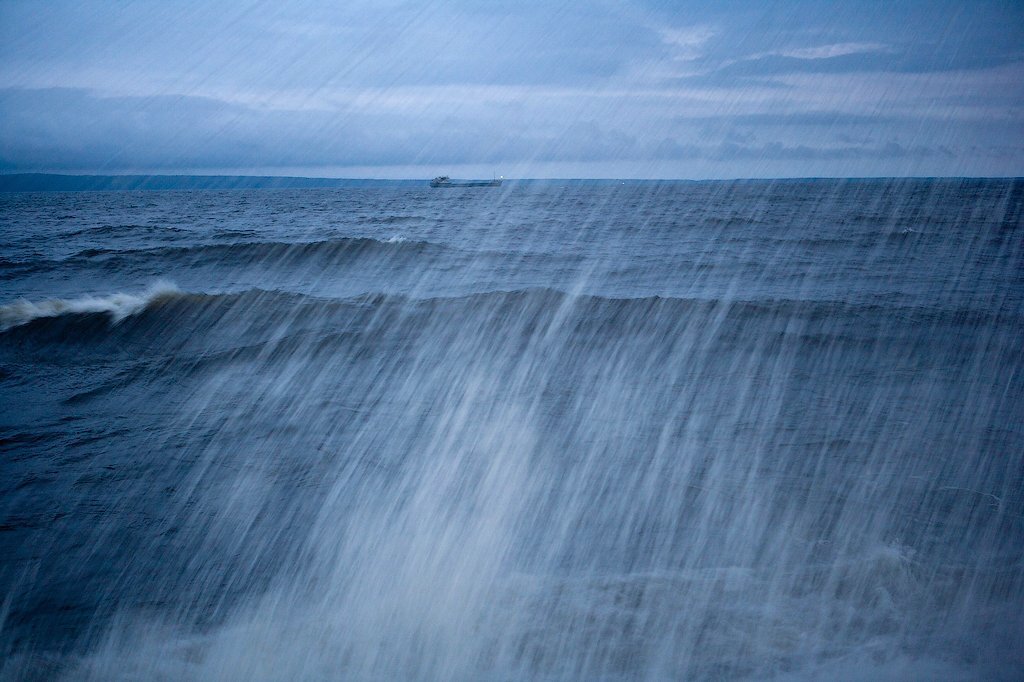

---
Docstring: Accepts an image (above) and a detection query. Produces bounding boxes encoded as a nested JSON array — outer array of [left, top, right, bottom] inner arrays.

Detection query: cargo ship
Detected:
[[430, 175, 502, 188]]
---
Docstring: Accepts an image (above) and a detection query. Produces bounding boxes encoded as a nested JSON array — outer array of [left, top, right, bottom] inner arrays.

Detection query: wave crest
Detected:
[[0, 281, 181, 332]]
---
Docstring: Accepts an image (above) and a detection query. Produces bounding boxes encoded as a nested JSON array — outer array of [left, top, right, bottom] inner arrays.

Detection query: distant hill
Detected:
[[0, 174, 424, 191], [4, 174, 998, 192]]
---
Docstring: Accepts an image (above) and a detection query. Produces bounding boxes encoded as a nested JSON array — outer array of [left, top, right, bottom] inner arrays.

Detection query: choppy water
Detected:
[[1, 180, 1022, 680]]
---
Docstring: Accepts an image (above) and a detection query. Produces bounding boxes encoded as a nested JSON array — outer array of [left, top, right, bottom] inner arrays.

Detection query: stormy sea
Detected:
[[1, 179, 1022, 681]]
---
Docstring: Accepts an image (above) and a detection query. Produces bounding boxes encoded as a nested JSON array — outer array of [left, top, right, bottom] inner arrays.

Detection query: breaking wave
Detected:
[[3, 284, 1018, 353], [0, 281, 182, 332]]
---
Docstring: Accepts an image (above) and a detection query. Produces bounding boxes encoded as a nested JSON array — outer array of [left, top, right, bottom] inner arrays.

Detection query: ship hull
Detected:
[[430, 179, 502, 188]]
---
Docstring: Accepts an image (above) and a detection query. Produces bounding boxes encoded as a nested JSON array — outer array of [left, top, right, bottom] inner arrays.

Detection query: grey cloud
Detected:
[[645, 140, 959, 162], [0, 87, 1008, 173], [711, 141, 956, 161], [1, 0, 1022, 177]]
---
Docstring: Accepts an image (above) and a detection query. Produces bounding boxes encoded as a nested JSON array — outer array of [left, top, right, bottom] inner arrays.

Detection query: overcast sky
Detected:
[[1, 0, 1022, 178]]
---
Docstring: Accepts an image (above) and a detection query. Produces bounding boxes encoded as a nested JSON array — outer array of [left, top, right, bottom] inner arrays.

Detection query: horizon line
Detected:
[[2, 172, 1022, 182]]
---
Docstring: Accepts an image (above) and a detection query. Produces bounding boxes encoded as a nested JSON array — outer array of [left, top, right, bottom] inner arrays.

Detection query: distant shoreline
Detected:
[[0, 174, 423, 192], [0, 173, 1019, 192]]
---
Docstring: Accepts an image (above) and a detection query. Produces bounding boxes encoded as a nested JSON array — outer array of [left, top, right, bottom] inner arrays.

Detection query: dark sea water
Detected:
[[1, 180, 1022, 680]]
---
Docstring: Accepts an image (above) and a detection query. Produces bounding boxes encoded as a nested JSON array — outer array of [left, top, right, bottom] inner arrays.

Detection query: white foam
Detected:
[[0, 281, 180, 332]]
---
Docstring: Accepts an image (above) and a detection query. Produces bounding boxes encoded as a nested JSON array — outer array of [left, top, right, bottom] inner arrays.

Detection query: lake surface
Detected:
[[1, 180, 1022, 680]]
